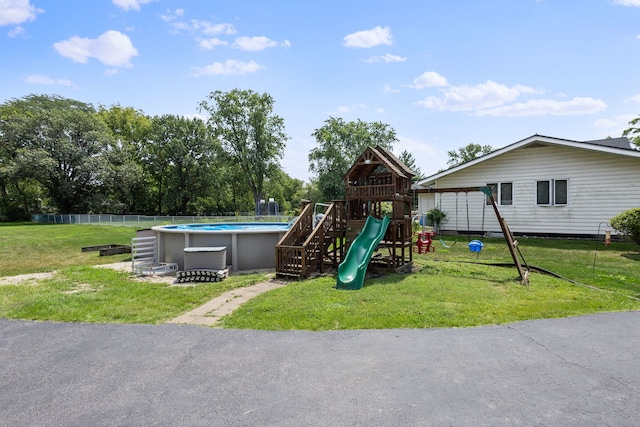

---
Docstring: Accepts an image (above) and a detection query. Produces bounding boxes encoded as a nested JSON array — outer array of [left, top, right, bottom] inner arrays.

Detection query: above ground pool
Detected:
[[151, 222, 290, 271]]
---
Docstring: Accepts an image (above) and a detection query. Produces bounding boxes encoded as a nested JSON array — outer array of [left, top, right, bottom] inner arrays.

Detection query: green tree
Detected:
[[97, 105, 153, 213], [610, 208, 640, 246], [447, 143, 494, 168], [144, 115, 220, 215], [199, 89, 288, 214], [0, 94, 113, 214], [308, 117, 397, 201], [262, 169, 305, 214], [622, 115, 640, 150], [0, 98, 52, 219], [398, 150, 425, 183]]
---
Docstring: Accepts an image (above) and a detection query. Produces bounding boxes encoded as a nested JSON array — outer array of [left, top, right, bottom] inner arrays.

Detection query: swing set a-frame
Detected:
[[415, 185, 530, 286]]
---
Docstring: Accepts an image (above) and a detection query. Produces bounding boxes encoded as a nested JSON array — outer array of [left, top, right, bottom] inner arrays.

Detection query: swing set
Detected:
[[415, 186, 530, 285], [439, 190, 485, 249]]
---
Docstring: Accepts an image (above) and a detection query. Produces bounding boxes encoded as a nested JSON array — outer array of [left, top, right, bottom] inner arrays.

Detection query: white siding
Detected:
[[417, 145, 640, 236]]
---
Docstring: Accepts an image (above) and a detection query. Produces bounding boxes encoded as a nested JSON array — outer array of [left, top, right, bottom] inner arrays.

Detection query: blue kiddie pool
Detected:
[[468, 240, 484, 253]]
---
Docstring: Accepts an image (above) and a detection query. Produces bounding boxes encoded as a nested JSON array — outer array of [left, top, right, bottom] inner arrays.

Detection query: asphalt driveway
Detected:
[[1, 312, 639, 426]]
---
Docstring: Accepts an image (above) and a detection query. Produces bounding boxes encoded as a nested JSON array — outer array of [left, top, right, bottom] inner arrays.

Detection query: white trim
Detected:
[[414, 134, 640, 188]]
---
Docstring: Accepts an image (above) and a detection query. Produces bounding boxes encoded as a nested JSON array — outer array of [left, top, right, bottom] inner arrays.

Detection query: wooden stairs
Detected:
[[275, 200, 346, 279]]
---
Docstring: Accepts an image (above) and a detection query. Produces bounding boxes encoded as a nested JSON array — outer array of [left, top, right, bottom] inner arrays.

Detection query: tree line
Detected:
[[3, 89, 637, 223], [0, 90, 425, 221]]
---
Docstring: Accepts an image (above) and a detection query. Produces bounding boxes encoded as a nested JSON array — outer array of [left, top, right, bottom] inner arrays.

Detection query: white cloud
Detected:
[[476, 97, 607, 117], [593, 114, 635, 129], [53, 30, 138, 67], [112, 0, 154, 11], [8, 25, 24, 37], [625, 93, 640, 103], [331, 103, 374, 115], [396, 135, 438, 158], [232, 36, 276, 50], [383, 84, 400, 93], [613, 0, 640, 6], [411, 71, 448, 89], [231, 36, 289, 51], [169, 19, 236, 35], [191, 59, 263, 76], [416, 80, 538, 112], [0, 0, 43, 26], [25, 74, 72, 86], [343, 26, 392, 48], [198, 38, 227, 50], [160, 8, 183, 22], [365, 53, 407, 64]]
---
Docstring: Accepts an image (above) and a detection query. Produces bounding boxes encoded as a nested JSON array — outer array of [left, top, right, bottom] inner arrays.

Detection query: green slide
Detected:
[[336, 215, 391, 290]]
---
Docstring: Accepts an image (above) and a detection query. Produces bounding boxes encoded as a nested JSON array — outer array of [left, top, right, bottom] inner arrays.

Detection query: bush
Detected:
[[426, 207, 448, 233], [610, 208, 640, 246]]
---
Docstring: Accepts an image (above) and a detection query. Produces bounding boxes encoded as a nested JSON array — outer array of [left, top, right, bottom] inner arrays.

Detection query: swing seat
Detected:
[[414, 231, 435, 253], [468, 240, 484, 253], [439, 238, 458, 249]]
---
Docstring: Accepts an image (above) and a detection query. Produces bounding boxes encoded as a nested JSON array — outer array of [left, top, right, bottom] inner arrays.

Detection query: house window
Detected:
[[486, 182, 513, 206], [537, 179, 568, 205], [486, 183, 498, 205], [555, 180, 568, 205], [500, 183, 513, 205]]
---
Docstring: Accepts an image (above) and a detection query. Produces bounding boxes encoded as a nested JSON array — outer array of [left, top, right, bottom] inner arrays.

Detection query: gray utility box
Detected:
[[183, 246, 227, 270]]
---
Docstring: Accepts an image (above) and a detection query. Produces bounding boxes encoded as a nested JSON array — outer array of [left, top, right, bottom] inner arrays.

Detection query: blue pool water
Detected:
[[164, 223, 290, 232]]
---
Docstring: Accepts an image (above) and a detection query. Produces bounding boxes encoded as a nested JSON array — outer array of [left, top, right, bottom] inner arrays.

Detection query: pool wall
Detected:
[[152, 223, 288, 271]]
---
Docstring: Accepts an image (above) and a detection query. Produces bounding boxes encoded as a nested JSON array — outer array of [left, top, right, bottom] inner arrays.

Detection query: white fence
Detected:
[[31, 213, 295, 228]]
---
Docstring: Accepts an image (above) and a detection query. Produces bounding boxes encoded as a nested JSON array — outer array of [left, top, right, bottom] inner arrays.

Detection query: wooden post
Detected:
[[481, 187, 529, 286]]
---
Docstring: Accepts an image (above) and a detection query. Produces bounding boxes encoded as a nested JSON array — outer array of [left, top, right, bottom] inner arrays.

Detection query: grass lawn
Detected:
[[0, 223, 136, 276], [223, 235, 640, 330], [0, 224, 638, 328]]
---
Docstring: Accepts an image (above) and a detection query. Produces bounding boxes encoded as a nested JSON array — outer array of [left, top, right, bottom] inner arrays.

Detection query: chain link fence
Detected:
[[31, 213, 295, 228]]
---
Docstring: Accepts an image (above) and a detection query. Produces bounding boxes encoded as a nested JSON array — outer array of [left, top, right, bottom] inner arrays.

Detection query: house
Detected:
[[413, 134, 640, 238]]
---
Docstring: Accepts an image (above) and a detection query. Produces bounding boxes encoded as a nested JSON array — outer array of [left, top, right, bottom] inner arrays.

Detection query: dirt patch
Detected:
[[0, 272, 56, 286]]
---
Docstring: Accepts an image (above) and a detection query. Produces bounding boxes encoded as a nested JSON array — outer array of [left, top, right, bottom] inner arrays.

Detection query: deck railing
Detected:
[[346, 184, 395, 199], [275, 201, 346, 279]]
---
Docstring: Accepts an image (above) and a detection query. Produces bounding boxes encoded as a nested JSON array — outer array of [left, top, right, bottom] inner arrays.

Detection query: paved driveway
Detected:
[[1, 312, 639, 426]]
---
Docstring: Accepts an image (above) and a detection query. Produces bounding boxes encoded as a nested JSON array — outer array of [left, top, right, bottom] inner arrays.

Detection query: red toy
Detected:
[[414, 230, 435, 254]]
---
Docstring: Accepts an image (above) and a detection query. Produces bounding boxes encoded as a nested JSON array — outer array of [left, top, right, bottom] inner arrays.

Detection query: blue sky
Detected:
[[1, 0, 640, 182]]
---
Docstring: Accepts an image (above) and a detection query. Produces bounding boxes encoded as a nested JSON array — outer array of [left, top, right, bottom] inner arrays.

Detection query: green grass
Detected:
[[222, 236, 640, 330], [0, 224, 638, 328], [0, 266, 270, 324], [0, 223, 136, 276], [221, 258, 639, 330]]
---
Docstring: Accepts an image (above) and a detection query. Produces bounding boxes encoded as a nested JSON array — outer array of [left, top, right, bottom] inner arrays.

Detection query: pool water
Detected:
[[171, 223, 290, 232]]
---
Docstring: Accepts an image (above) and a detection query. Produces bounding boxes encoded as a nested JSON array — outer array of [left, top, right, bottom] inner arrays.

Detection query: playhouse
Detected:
[[275, 145, 415, 281]]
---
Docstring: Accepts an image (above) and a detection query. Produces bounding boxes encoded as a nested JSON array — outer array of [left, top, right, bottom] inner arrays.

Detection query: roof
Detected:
[[582, 137, 634, 150], [414, 134, 640, 188], [343, 146, 411, 181], [374, 145, 416, 178]]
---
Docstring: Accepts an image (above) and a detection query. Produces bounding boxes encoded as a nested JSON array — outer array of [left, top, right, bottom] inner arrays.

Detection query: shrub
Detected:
[[610, 208, 640, 246], [426, 207, 448, 233]]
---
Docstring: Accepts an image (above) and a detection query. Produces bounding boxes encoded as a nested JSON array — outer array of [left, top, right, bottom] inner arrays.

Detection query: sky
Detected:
[[1, 0, 640, 183]]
